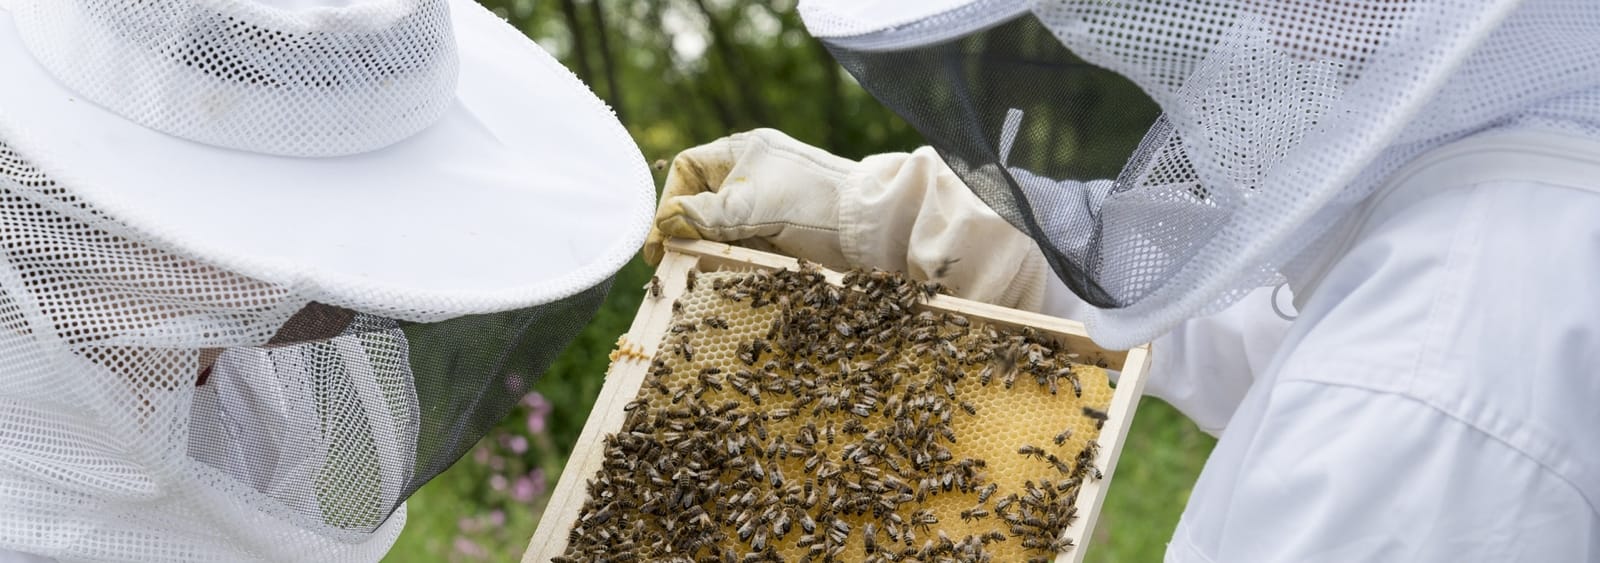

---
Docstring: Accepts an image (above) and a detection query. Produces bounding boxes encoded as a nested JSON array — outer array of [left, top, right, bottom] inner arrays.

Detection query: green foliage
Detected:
[[478, 0, 926, 160], [1090, 399, 1216, 562], [385, 2, 1215, 561]]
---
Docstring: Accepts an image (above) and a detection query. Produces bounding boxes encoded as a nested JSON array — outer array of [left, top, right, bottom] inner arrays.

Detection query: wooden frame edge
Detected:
[[1057, 344, 1151, 563], [523, 250, 702, 562]]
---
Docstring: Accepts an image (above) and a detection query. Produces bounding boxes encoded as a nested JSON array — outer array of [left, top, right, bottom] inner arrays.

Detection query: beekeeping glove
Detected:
[[646, 128, 854, 269], [647, 128, 1051, 311]]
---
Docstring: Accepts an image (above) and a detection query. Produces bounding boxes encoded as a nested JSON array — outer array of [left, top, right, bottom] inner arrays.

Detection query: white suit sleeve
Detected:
[[841, 147, 1289, 433], [1045, 279, 1290, 435]]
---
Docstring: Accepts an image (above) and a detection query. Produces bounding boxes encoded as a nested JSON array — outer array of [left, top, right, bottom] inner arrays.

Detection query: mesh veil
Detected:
[[0, 141, 611, 560], [805, 0, 1600, 347]]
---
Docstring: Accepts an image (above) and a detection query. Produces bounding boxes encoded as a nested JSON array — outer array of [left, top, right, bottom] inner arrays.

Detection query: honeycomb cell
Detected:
[[564, 268, 1115, 563]]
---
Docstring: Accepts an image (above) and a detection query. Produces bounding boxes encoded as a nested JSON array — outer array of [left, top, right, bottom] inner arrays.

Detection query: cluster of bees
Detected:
[[559, 262, 1113, 563]]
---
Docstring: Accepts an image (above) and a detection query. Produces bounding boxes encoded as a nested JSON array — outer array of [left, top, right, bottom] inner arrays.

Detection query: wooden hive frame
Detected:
[[524, 239, 1151, 563]]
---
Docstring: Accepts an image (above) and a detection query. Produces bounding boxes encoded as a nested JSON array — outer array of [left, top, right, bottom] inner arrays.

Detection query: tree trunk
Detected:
[[654, 3, 735, 133], [586, 1, 627, 124], [691, 0, 770, 125], [558, 0, 595, 83]]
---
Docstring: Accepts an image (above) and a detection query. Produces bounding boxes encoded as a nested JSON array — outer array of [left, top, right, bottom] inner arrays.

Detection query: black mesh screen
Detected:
[[186, 280, 611, 533], [823, 13, 1165, 308]]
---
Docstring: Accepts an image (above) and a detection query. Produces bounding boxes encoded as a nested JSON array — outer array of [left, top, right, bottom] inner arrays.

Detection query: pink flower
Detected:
[[522, 391, 553, 434], [453, 536, 487, 559], [488, 455, 506, 471], [457, 516, 478, 533], [508, 435, 529, 454], [511, 475, 537, 503], [488, 510, 506, 527], [525, 411, 546, 435], [489, 474, 508, 492], [521, 391, 550, 411], [472, 447, 490, 465], [529, 468, 548, 498]]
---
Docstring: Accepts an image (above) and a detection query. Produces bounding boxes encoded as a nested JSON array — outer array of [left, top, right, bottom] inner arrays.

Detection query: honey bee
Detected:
[[959, 507, 989, 522], [672, 335, 694, 362], [646, 276, 663, 299], [994, 494, 1017, 514], [1082, 406, 1109, 429], [976, 483, 998, 503], [1045, 454, 1074, 475], [1052, 535, 1077, 552]]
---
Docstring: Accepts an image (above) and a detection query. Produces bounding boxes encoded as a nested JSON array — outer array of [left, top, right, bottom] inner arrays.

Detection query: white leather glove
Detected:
[[645, 128, 1051, 311], [645, 128, 854, 269]]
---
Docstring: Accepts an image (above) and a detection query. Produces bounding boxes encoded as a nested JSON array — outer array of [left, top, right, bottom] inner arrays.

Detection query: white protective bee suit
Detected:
[[0, 0, 654, 560], [646, 0, 1600, 559]]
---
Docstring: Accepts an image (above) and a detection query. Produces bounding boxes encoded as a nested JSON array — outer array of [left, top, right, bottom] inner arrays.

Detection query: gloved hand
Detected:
[[644, 128, 854, 269], [645, 128, 1052, 312]]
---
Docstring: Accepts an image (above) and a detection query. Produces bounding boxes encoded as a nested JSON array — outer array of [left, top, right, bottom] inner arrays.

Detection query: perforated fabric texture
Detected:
[[803, 0, 1600, 348], [0, 139, 612, 561], [10, 0, 458, 157]]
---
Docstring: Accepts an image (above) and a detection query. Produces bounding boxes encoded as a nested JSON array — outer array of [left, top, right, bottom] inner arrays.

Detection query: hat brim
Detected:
[[0, 0, 653, 321]]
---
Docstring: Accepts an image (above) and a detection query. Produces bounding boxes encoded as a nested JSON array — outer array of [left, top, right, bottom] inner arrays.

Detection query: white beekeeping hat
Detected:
[[801, 0, 1600, 348], [0, 0, 652, 560]]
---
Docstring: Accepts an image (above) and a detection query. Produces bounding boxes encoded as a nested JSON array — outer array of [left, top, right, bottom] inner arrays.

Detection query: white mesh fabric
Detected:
[[0, 141, 414, 561], [10, 0, 457, 157], [799, 0, 1019, 40], [803, 0, 1600, 348]]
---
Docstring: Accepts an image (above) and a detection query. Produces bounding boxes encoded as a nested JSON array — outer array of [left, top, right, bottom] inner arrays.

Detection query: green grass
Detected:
[[384, 256, 1216, 563], [1087, 398, 1216, 562]]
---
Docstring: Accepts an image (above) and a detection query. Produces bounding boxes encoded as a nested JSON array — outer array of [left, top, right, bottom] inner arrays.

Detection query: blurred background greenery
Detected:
[[384, 1, 1217, 561]]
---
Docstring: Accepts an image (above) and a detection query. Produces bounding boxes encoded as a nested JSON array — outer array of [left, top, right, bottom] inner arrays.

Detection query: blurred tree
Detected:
[[477, 0, 925, 161]]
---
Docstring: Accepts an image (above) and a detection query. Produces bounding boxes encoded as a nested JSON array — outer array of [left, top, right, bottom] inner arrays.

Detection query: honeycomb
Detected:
[[561, 266, 1113, 563]]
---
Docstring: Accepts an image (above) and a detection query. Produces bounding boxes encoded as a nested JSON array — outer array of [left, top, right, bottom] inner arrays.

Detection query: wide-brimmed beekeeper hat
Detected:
[[0, 0, 651, 561], [801, 0, 1600, 348]]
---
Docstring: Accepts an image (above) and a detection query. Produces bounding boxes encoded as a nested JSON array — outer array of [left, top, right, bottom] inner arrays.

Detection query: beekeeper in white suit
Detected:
[[0, 0, 652, 561], [648, 1, 1600, 560]]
